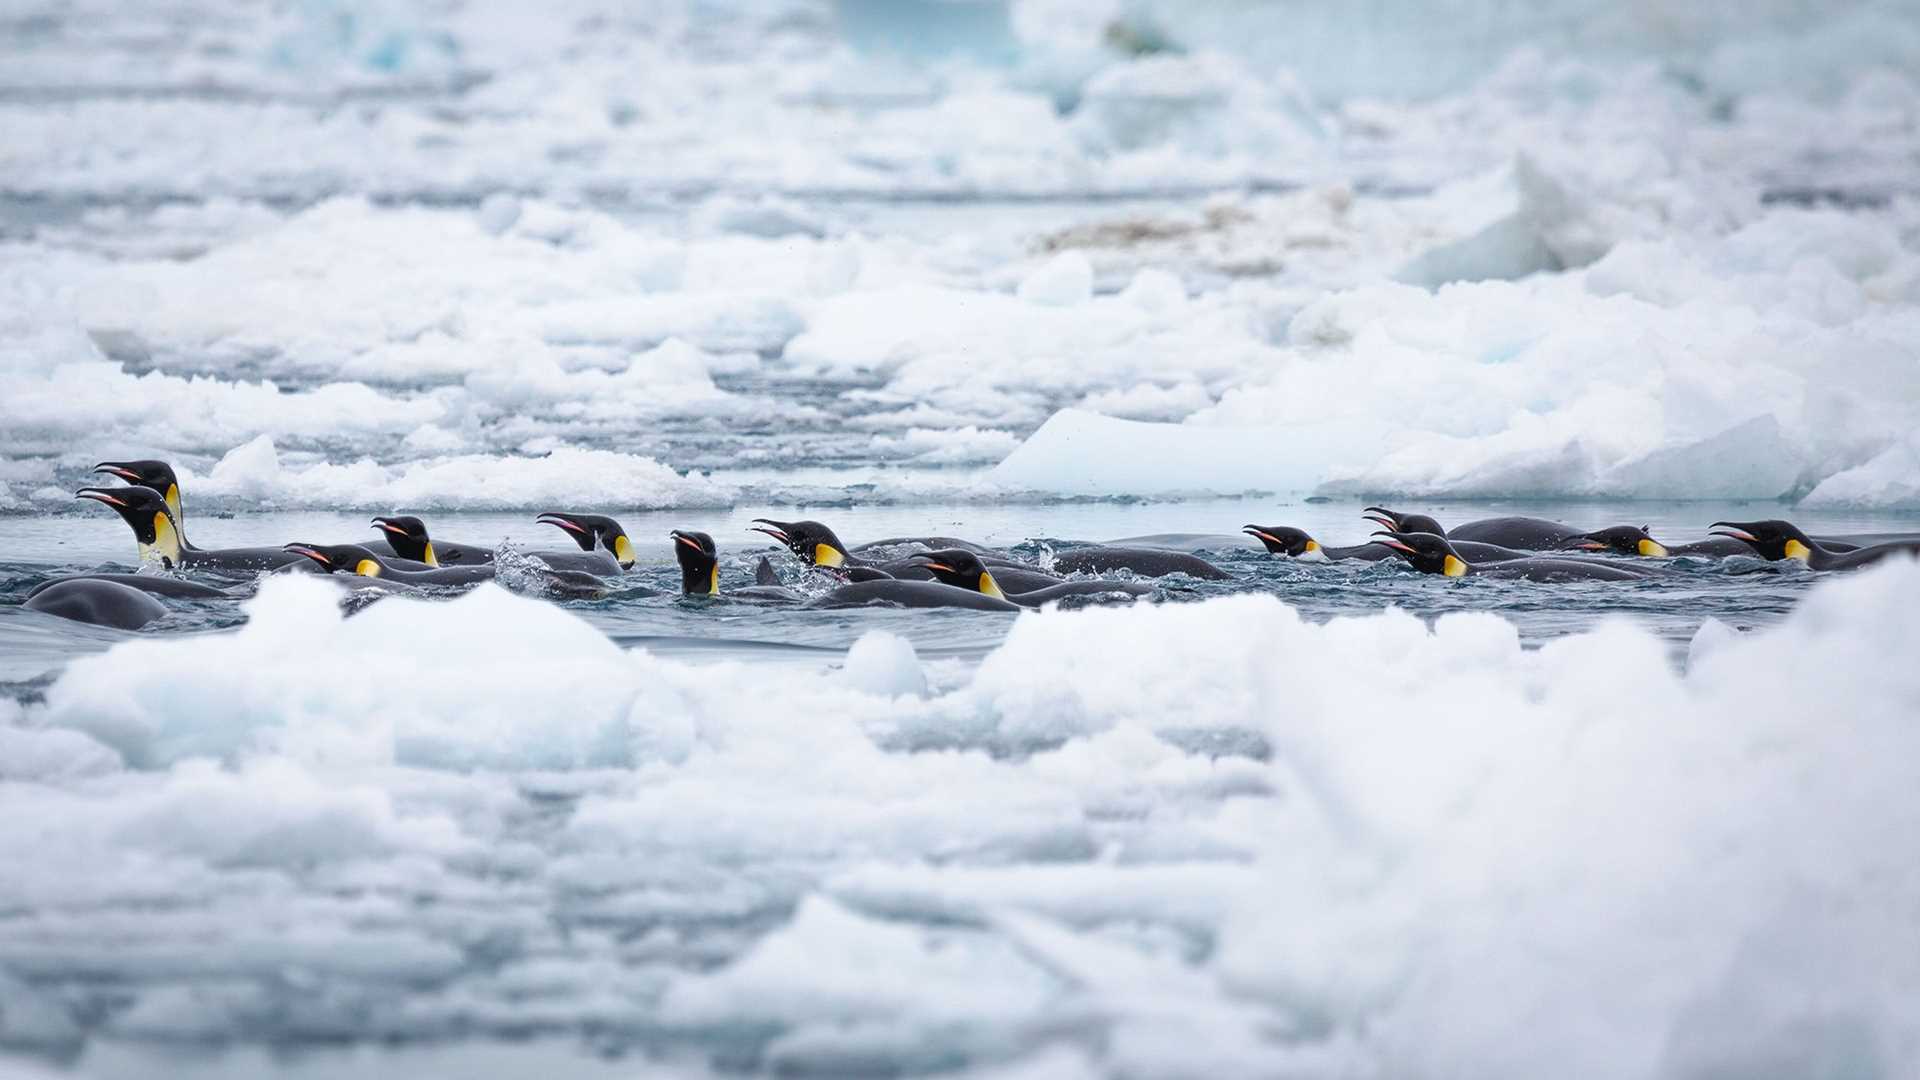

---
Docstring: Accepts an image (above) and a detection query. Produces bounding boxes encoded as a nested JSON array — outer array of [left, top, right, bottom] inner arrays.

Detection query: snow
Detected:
[[8, 555, 1920, 1073], [5, 3, 1920, 1069]]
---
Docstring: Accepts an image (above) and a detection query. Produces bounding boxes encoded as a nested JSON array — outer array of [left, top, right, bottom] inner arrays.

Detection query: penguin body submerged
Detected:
[[1376, 532, 1650, 582], [1049, 547, 1230, 580], [818, 579, 1021, 612], [671, 530, 803, 602], [1439, 515, 1586, 550], [370, 516, 492, 567], [23, 578, 169, 630], [533, 512, 635, 575], [75, 486, 303, 572], [1242, 525, 1530, 564], [26, 573, 230, 601], [911, 550, 1153, 608], [1709, 520, 1920, 570], [285, 543, 613, 599]]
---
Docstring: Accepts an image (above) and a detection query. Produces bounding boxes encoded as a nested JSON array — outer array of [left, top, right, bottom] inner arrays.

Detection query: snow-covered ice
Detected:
[[5, 559, 1919, 1074], [5, 1, 1920, 1074]]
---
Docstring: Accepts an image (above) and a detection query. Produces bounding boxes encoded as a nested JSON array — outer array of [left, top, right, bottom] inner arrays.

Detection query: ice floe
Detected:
[[7, 553, 1920, 1073]]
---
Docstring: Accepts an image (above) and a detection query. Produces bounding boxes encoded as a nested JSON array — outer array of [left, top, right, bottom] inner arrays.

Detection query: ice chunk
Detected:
[[1016, 252, 1093, 307], [1801, 432, 1920, 510], [841, 632, 928, 699], [989, 408, 1376, 496], [660, 895, 1056, 1026], [0, 725, 123, 782]]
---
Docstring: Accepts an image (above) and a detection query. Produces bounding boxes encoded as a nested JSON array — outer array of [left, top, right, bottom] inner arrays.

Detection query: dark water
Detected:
[[6, 496, 1908, 693]]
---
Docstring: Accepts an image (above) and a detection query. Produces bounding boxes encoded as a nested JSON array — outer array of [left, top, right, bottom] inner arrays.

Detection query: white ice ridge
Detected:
[[994, 201, 1920, 503], [11, 561, 1920, 1073], [2, 153, 1915, 508]]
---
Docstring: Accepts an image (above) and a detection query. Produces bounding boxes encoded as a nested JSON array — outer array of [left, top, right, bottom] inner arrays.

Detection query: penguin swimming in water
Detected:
[[1365, 508, 1766, 559], [284, 542, 614, 598], [1244, 522, 1528, 564], [750, 519, 1051, 583], [23, 577, 170, 630], [744, 524, 1017, 609], [370, 516, 494, 567], [1708, 520, 1920, 570], [1365, 507, 1584, 550], [90, 461, 311, 569], [909, 549, 1154, 607], [25, 573, 230, 601], [94, 460, 186, 522], [1243, 525, 1392, 561], [75, 486, 304, 572], [1562, 526, 1669, 557], [817, 578, 1021, 611], [1373, 532, 1649, 582], [1361, 507, 1449, 538], [1048, 547, 1230, 580], [534, 512, 635, 575], [1241, 524, 1532, 564], [670, 529, 803, 602]]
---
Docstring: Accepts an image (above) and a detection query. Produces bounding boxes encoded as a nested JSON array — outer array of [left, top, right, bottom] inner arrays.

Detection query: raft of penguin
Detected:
[[17, 457, 1920, 631]]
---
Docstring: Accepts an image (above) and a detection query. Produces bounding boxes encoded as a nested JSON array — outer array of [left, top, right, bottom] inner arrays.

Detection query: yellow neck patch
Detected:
[[165, 484, 182, 522], [422, 541, 439, 568], [354, 559, 383, 577], [141, 511, 183, 568], [1442, 554, 1469, 577], [979, 571, 1006, 599], [1638, 539, 1668, 557], [707, 565, 719, 596], [613, 534, 635, 568], [1783, 539, 1812, 562], [1304, 539, 1320, 552], [814, 543, 845, 568]]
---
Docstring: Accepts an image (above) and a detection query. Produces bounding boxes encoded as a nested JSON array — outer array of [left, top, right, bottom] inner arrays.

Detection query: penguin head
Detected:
[[283, 543, 387, 577], [670, 529, 720, 596], [76, 486, 183, 569], [1372, 530, 1470, 577], [1567, 525, 1668, 557], [750, 519, 851, 568], [1242, 525, 1320, 557], [1362, 506, 1446, 536], [537, 512, 634, 569], [1709, 520, 1817, 563], [94, 460, 183, 520], [909, 549, 1006, 598], [370, 515, 438, 566]]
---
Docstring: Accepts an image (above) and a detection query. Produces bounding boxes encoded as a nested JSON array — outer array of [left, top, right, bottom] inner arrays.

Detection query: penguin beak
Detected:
[[671, 531, 703, 551], [749, 520, 790, 544], [93, 463, 141, 482], [1569, 541, 1608, 551], [75, 487, 129, 508], [1242, 526, 1281, 545], [1708, 522, 1757, 543], [282, 543, 333, 569], [1370, 531, 1416, 555], [914, 557, 955, 574], [371, 518, 408, 536], [536, 513, 588, 536], [1361, 514, 1397, 530]]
